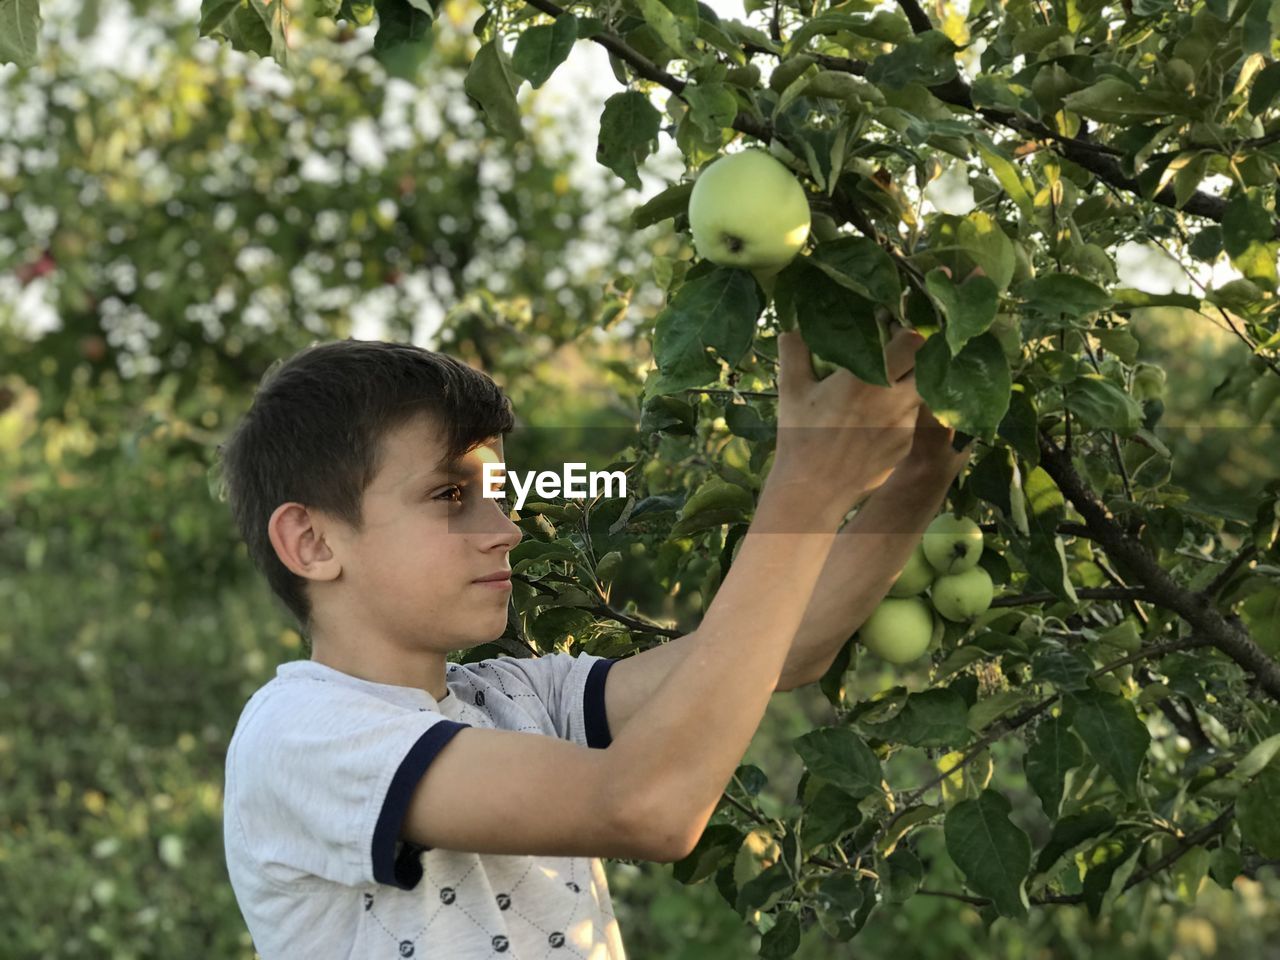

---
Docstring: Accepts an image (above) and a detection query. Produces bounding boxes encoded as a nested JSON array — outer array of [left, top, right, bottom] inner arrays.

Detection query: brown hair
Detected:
[[212, 339, 515, 637]]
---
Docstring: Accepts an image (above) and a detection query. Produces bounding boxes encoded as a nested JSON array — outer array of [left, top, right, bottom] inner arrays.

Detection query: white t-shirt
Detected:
[[223, 652, 626, 959]]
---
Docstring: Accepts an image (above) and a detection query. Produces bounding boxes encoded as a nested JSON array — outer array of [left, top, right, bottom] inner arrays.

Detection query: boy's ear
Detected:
[[269, 502, 342, 582]]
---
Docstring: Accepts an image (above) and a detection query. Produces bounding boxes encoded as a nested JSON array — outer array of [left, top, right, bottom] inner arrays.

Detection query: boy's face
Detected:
[[286, 412, 523, 660]]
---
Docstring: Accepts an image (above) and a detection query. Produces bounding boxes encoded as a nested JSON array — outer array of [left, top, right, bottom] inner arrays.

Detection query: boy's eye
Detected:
[[435, 485, 513, 513]]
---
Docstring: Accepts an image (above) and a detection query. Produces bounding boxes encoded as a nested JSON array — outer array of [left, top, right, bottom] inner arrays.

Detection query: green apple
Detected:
[[888, 541, 935, 598], [811, 212, 842, 243], [1132, 363, 1166, 403], [930, 566, 994, 621], [689, 149, 812, 276], [858, 597, 935, 664], [923, 514, 984, 575]]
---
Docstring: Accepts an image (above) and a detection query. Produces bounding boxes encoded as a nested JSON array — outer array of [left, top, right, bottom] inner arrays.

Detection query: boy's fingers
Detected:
[[885, 326, 926, 382], [777, 329, 814, 393]]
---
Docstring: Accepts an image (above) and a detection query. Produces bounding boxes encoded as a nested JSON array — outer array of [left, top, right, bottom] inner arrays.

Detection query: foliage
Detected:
[[7, 0, 1280, 955]]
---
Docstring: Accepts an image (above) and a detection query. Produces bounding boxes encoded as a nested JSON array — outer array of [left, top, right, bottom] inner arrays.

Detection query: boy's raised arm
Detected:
[[601, 327, 927, 858]]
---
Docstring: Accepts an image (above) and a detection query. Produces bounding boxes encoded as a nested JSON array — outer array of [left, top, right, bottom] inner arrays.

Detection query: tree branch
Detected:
[[1037, 431, 1280, 702], [876, 1, 1273, 236], [911, 804, 1236, 909], [1030, 804, 1236, 906], [852, 632, 1214, 869], [989, 586, 1152, 608], [584, 603, 684, 639], [1201, 541, 1260, 603]]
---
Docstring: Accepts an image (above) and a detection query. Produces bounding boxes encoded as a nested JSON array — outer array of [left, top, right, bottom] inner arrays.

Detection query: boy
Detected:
[[216, 331, 968, 958]]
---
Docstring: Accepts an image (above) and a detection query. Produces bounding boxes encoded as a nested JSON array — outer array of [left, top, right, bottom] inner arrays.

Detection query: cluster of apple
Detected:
[[857, 514, 995, 664]]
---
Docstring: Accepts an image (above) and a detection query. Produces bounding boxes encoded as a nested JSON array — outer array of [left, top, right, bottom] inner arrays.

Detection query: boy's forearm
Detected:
[[780, 462, 959, 687], [604, 482, 851, 857]]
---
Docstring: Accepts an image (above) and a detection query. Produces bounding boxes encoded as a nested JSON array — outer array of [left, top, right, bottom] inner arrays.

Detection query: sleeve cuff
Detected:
[[584, 657, 621, 750], [372, 720, 472, 889]]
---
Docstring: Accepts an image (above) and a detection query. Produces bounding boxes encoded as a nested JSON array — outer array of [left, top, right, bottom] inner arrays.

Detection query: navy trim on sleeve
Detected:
[[372, 720, 472, 890], [585, 658, 621, 750]]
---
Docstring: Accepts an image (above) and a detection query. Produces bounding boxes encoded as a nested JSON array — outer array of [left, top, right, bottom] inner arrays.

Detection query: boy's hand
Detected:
[[770, 324, 926, 504], [897, 401, 975, 485]]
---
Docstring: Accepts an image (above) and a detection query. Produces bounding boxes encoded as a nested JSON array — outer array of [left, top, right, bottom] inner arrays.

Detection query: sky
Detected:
[[1, 0, 1246, 350]]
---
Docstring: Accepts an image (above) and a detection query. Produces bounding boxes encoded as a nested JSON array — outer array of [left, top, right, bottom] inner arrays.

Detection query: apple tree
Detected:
[[174, 0, 1280, 951], [10, 0, 1280, 951]]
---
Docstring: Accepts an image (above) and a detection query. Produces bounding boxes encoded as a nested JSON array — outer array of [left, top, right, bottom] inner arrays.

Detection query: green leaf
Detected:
[[937, 748, 993, 806], [1248, 61, 1280, 115], [1015, 273, 1112, 320], [800, 784, 864, 849], [1170, 845, 1210, 903], [640, 394, 696, 436], [1065, 374, 1144, 436], [373, 0, 433, 58], [967, 689, 1036, 733], [1243, 0, 1278, 55], [775, 258, 888, 386], [861, 688, 974, 748], [1170, 150, 1210, 210], [1222, 188, 1279, 288], [1064, 688, 1151, 800], [881, 846, 923, 903], [464, 39, 524, 141], [1093, 328, 1139, 364], [670, 476, 754, 536], [786, 12, 908, 55], [915, 331, 1012, 438], [597, 90, 662, 190], [650, 265, 759, 394], [1025, 714, 1085, 817], [630, 180, 694, 229], [1224, 189, 1274, 257], [814, 871, 864, 927], [511, 14, 578, 88], [791, 727, 883, 799], [1061, 77, 1183, 122], [199, 0, 240, 35], [974, 134, 1035, 221], [247, 0, 291, 66], [926, 267, 999, 355], [944, 789, 1032, 918], [866, 31, 959, 90], [736, 860, 792, 915], [339, 0, 377, 26], [1238, 760, 1280, 857], [683, 81, 740, 140], [923, 211, 1017, 292], [510, 537, 583, 572], [1209, 842, 1243, 889], [1080, 837, 1143, 918], [1031, 642, 1092, 691], [998, 387, 1039, 463], [633, 0, 700, 58], [1024, 529, 1078, 603], [528, 606, 595, 647], [202, 0, 273, 56], [1033, 806, 1116, 876], [673, 823, 743, 885], [723, 402, 773, 444], [1232, 732, 1280, 782], [876, 803, 941, 857], [808, 237, 903, 310], [759, 910, 802, 957]]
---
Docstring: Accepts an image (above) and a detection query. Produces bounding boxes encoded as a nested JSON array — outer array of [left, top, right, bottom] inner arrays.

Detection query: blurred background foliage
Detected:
[[4, 0, 1280, 957]]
